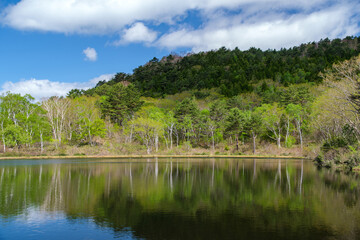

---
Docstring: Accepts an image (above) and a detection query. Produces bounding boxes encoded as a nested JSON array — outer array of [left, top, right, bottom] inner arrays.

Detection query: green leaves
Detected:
[[256, 103, 284, 147], [0, 92, 45, 149], [1, 125, 29, 147], [225, 108, 246, 137], [98, 83, 143, 126], [124, 37, 360, 97], [280, 85, 313, 106], [131, 107, 165, 154], [174, 97, 200, 123], [286, 104, 303, 121]]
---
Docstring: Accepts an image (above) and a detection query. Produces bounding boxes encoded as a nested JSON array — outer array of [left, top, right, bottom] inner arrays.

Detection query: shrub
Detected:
[[285, 135, 296, 148], [314, 153, 324, 167], [344, 153, 360, 171], [74, 153, 86, 156]]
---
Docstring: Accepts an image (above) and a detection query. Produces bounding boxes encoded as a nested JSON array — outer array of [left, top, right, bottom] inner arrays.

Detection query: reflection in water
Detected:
[[286, 161, 291, 194], [299, 159, 303, 195], [0, 158, 359, 239]]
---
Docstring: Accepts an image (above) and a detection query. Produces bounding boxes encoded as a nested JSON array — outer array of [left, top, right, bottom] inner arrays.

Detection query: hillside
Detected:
[[83, 36, 360, 98]]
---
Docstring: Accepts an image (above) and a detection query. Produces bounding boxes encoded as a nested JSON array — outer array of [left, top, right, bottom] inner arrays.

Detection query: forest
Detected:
[[1, 36, 360, 170]]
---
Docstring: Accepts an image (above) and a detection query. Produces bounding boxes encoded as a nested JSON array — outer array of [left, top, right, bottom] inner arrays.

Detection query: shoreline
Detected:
[[0, 154, 306, 160]]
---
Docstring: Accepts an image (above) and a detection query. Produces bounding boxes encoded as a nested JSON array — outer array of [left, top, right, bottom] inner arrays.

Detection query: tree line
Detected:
[[0, 83, 311, 155], [82, 36, 360, 98], [0, 79, 339, 156], [0, 37, 360, 171]]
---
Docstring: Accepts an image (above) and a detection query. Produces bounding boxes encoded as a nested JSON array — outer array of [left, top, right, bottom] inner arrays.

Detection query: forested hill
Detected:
[[84, 36, 360, 97]]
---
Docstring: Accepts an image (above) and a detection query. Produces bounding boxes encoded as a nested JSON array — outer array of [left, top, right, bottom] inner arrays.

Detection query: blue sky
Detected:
[[0, 0, 359, 100]]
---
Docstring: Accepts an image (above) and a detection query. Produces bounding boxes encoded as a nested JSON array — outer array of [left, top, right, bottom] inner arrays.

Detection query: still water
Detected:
[[0, 158, 359, 240]]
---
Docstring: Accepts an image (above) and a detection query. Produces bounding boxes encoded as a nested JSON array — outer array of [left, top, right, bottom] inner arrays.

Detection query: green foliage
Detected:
[[344, 153, 360, 171], [259, 84, 281, 104], [322, 137, 348, 150], [209, 99, 227, 127], [70, 96, 107, 145], [286, 103, 303, 119], [0, 92, 49, 150], [225, 108, 246, 138], [104, 37, 360, 97], [246, 110, 262, 131], [132, 114, 165, 154], [256, 103, 284, 144], [89, 119, 107, 138], [3, 37, 360, 161], [174, 97, 200, 122], [2, 125, 29, 147], [227, 94, 259, 110], [67, 89, 85, 99], [74, 153, 86, 156], [285, 135, 296, 148], [322, 124, 358, 151], [193, 90, 210, 99], [280, 85, 314, 106], [182, 141, 192, 151], [314, 153, 324, 167], [98, 83, 143, 125]]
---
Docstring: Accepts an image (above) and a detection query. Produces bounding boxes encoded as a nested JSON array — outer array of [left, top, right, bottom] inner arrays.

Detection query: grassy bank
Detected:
[[0, 141, 313, 160], [0, 155, 305, 160]]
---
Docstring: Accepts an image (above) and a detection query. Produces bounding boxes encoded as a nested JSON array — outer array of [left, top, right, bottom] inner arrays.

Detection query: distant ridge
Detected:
[[84, 36, 360, 97]]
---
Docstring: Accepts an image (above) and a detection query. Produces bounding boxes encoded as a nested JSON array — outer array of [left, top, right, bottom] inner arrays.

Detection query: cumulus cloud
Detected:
[[83, 47, 97, 61], [1, 0, 193, 34], [89, 73, 115, 84], [157, 5, 360, 51], [1, 73, 115, 101], [115, 22, 158, 45], [0, 0, 344, 34], [1, 0, 359, 51], [1, 79, 82, 100]]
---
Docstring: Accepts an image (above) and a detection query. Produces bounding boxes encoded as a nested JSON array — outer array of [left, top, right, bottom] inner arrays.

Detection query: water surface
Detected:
[[0, 158, 359, 240]]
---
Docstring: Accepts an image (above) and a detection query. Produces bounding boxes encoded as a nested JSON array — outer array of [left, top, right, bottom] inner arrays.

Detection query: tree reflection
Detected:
[[0, 159, 359, 239]]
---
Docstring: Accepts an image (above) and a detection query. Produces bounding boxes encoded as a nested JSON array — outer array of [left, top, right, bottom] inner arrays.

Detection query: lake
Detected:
[[0, 158, 359, 240]]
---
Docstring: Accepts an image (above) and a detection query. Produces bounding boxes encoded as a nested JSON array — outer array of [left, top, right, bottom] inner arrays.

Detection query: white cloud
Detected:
[[1, 0, 359, 51], [89, 73, 115, 84], [1, 0, 192, 34], [0, 0, 343, 34], [115, 22, 158, 45], [1, 73, 115, 101], [157, 5, 360, 51], [1, 79, 82, 100], [83, 47, 97, 61]]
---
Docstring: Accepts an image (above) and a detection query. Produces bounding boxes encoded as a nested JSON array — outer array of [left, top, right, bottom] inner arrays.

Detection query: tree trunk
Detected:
[[277, 128, 281, 148], [211, 131, 215, 151], [2, 134, 5, 153], [175, 130, 179, 147], [129, 125, 133, 143], [1, 122, 5, 153], [277, 137, 281, 148], [163, 135, 169, 150], [285, 117, 290, 146], [155, 134, 159, 152], [252, 132, 256, 155], [40, 132, 44, 153], [88, 128, 92, 146], [235, 134, 239, 151], [169, 127, 173, 149], [297, 121, 303, 150], [145, 138, 151, 154]]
